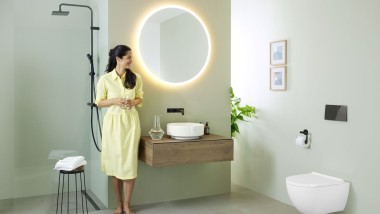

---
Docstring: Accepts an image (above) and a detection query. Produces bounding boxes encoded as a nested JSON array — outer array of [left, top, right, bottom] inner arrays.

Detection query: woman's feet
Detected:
[[124, 208, 135, 214], [124, 204, 135, 214], [113, 205, 123, 214]]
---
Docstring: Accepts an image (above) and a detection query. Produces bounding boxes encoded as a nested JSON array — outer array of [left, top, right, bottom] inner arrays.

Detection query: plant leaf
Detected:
[[231, 123, 239, 133], [230, 86, 256, 137]]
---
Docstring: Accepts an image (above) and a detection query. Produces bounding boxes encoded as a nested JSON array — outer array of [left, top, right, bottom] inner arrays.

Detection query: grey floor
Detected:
[[0, 185, 299, 214], [0, 190, 103, 214], [93, 185, 298, 214]]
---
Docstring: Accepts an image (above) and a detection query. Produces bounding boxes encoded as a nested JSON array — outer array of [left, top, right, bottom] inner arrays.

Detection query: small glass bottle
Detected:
[[204, 122, 210, 135], [149, 115, 165, 140]]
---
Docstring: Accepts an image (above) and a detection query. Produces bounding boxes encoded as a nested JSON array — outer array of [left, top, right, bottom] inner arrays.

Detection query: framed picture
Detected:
[[270, 40, 287, 65], [270, 66, 287, 91]]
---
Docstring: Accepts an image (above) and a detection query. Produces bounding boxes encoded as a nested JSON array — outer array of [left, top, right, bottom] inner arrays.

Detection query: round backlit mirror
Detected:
[[138, 6, 211, 84]]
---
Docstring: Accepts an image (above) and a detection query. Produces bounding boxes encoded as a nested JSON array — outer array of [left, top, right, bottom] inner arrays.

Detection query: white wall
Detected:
[[0, 0, 14, 200], [108, 0, 231, 206], [232, 0, 380, 213]]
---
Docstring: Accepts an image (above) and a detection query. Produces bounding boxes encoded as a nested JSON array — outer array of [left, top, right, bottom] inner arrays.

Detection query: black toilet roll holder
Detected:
[[299, 129, 309, 144]]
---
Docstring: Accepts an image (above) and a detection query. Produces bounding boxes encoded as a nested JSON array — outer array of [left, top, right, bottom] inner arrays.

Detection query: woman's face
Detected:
[[117, 50, 133, 69]]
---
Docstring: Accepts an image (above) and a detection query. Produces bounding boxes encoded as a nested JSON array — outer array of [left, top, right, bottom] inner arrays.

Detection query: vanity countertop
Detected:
[[139, 134, 233, 167]]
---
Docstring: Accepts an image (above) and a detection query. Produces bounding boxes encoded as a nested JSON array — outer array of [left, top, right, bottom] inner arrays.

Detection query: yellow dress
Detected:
[[95, 69, 143, 180]]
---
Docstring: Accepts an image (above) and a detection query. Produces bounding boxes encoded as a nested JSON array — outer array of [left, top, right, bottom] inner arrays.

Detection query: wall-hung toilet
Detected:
[[286, 172, 349, 214]]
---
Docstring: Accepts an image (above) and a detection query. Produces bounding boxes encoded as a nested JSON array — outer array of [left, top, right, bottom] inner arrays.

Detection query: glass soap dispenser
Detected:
[[149, 115, 164, 140]]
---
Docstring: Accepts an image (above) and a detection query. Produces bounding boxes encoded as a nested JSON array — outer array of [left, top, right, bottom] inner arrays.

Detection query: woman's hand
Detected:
[[124, 99, 134, 109], [113, 98, 128, 108], [125, 98, 142, 109], [97, 97, 141, 109]]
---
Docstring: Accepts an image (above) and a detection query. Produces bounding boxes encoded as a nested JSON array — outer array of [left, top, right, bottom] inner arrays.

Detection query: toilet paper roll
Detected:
[[295, 135, 310, 148], [295, 135, 306, 146]]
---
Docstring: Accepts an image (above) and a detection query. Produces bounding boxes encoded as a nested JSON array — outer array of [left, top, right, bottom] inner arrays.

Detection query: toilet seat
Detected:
[[286, 172, 344, 188]]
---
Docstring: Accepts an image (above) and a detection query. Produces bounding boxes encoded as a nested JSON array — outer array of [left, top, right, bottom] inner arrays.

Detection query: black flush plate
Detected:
[[324, 105, 347, 122]]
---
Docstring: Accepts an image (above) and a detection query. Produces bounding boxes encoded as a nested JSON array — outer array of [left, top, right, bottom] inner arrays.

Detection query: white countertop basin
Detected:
[[167, 122, 204, 140]]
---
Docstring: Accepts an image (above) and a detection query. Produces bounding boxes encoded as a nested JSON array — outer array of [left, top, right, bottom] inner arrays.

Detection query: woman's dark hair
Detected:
[[106, 45, 136, 89]]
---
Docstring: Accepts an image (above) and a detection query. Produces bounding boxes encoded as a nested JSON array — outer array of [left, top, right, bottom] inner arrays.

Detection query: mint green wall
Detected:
[[0, 0, 14, 200], [0, 0, 231, 207], [232, 0, 380, 213], [9, 0, 92, 198], [108, 0, 231, 206], [90, 0, 109, 207]]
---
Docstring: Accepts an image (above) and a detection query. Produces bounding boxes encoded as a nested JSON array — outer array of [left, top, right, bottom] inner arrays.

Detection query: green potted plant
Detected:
[[230, 87, 256, 138]]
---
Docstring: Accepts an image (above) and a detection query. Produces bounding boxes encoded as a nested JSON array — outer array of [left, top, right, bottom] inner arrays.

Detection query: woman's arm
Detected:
[[97, 97, 142, 108], [126, 98, 143, 108], [97, 98, 126, 108]]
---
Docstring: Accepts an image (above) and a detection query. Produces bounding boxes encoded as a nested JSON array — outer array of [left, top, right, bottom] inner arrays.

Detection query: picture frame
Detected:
[[270, 40, 287, 65], [270, 66, 287, 91]]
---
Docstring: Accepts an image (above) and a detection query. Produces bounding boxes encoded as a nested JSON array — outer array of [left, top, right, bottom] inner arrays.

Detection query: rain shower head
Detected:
[[52, 10, 70, 16]]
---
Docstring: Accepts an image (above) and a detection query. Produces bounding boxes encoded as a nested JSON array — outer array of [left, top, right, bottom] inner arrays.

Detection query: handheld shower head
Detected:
[[52, 10, 70, 16]]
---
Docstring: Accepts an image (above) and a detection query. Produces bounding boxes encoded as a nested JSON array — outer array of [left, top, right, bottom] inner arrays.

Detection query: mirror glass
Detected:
[[138, 7, 210, 84]]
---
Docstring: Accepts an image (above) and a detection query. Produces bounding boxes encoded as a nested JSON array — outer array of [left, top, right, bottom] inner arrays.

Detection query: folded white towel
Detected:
[[54, 160, 87, 171], [54, 156, 87, 171], [59, 156, 84, 164]]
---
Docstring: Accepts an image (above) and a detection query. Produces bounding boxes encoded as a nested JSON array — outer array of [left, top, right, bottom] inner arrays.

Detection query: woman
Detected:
[[95, 45, 143, 214]]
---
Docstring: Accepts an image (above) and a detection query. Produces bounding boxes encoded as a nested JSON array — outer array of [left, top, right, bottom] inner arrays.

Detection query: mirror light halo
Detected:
[[136, 5, 211, 86]]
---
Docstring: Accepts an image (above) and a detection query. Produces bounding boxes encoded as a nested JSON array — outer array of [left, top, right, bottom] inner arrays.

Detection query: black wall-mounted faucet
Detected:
[[167, 108, 184, 115]]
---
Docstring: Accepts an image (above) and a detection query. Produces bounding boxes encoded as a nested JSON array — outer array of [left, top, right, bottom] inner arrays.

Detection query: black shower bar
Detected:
[[52, 3, 101, 152]]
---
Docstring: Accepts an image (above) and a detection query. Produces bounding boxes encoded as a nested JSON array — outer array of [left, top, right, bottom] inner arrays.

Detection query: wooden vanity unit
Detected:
[[139, 134, 233, 167]]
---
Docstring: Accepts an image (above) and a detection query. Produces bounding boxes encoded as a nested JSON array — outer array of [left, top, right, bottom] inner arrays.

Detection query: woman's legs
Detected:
[[112, 177, 136, 214], [123, 178, 136, 214], [111, 176, 123, 214]]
